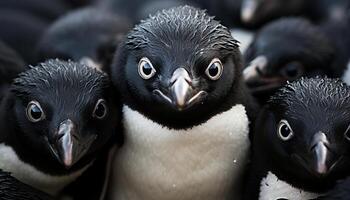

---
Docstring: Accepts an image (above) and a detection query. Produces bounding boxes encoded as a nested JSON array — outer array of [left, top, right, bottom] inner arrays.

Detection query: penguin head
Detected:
[[112, 6, 242, 128], [261, 77, 350, 184], [38, 8, 132, 74], [10, 59, 118, 169], [243, 18, 334, 102], [240, 0, 305, 26]]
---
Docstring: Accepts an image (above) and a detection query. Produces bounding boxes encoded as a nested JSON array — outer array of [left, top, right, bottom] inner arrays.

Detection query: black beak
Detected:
[[49, 119, 96, 169], [310, 132, 331, 176], [154, 68, 207, 111]]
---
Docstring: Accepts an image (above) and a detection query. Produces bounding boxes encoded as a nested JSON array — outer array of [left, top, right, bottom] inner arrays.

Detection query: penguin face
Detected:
[[243, 18, 334, 100], [113, 6, 241, 128], [11, 60, 118, 169], [263, 78, 350, 183]]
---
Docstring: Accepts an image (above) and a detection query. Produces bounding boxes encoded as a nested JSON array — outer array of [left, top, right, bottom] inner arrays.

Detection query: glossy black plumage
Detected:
[[0, 170, 53, 200], [246, 77, 350, 199], [38, 8, 132, 74]]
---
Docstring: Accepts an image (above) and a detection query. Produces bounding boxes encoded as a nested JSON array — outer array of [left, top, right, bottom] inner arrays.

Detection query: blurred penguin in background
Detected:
[[38, 7, 132, 75], [240, 0, 349, 28], [243, 18, 334, 104]]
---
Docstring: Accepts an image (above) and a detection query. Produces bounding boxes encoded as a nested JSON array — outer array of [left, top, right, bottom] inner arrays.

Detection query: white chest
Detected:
[[0, 143, 90, 195], [109, 104, 250, 200], [259, 172, 322, 200]]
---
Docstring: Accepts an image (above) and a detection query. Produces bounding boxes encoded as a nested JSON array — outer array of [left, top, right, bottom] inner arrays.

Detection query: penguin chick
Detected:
[[240, 0, 349, 28], [109, 5, 256, 200], [38, 8, 132, 74], [0, 59, 119, 197], [243, 18, 334, 104], [246, 77, 350, 200], [0, 40, 26, 100], [0, 169, 53, 200]]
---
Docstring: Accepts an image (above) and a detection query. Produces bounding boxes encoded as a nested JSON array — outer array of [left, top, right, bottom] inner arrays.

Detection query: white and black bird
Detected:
[[109, 6, 257, 200], [245, 77, 350, 200], [0, 59, 120, 199]]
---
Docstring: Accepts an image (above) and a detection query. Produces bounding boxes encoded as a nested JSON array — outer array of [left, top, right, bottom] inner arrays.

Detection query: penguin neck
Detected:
[[123, 77, 253, 130]]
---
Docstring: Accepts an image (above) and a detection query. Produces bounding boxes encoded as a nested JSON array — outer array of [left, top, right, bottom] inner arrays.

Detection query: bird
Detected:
[[245, 77, 350, 200], [0, 59, 120, 199], [243, 17, 334, 104], [37, 7, 132, 75], [0, 169, 53, 200], [0, 0, 69, 23], [109, 5, 257, 200], [0, 40, 26, 100], [240, 0, 349, 28]]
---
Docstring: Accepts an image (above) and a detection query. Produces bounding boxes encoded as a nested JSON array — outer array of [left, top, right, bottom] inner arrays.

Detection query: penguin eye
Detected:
[[93, 99, 108, 119], [344, 124, 350, 142], [26, 101, 45, 122], [205, 58, 223, 80], [138, 57, 156, 79], [277, 119, 294, 141], [280, 62, 304, 79]]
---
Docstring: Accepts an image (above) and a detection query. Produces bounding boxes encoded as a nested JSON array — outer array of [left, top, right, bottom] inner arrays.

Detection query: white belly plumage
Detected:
[[109, 104, 250, 200], [0, 143, 90, 195], [259, 172, 322, 200]]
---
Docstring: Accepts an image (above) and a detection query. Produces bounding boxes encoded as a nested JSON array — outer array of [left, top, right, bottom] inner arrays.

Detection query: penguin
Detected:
[[0, 169, 53, 200], [0, 40, 26, 100], [243, 18, 334, 104], [0, 59, 120, 199], [37, 7, 132, 75], [240, 0, 349, 28], [109, 5, 257, 200], [245, 77, 350, 200]]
